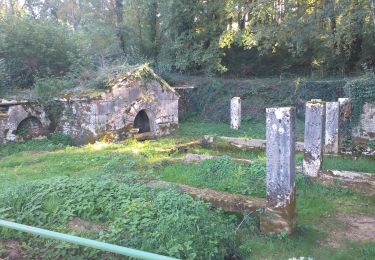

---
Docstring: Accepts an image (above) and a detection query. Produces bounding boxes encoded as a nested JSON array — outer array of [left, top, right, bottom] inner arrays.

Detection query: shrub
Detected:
[[295, 79, 347, 102], [48, 132, 72, 146], [0, 16, 79, 88], [33, 77, 75, 99]]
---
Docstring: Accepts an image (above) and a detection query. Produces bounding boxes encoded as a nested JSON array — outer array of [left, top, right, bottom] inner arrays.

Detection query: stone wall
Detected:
[[352, 102, 375, 142]]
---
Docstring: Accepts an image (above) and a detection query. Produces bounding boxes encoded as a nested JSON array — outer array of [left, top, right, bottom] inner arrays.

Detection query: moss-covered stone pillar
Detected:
[[303, 100, 325, 177], [230, 97, 241, 130], [260, 107, 296, 235], [338, 98, 352, 152], [324, 102, 339, 154]]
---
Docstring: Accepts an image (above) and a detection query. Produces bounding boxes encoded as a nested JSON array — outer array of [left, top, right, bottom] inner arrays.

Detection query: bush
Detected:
[[33, 77, 75, 99], [0, 16, 79, 88]]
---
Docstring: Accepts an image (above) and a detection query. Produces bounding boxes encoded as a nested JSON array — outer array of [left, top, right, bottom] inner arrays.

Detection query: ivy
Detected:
[[344, 72, 375, 126]]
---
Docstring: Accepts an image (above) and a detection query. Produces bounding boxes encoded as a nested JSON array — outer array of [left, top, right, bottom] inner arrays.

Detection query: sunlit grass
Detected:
[[174, 117, 305, 141], [0, 120, 374, 259]]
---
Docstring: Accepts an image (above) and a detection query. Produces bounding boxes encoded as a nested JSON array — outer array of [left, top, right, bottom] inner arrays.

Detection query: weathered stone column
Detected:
[[303, 101, 325, 177], [260, 107, 296, 234], [230, 97, 241, 130], [324, 102, 339, 154], [338, 98, 352, 152]]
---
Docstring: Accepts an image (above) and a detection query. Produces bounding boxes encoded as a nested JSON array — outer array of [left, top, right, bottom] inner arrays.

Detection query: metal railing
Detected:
[[0, 219, 179, 260]]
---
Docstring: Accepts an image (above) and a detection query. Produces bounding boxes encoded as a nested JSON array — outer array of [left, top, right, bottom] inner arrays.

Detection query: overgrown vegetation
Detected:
[[0, 128, 374, 259], [0, 176, 236, 259], [0, 0, 374, 258]]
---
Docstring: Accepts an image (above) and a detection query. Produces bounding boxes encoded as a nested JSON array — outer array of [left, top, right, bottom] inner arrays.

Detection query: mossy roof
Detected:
[[58, 64, 177, 100]]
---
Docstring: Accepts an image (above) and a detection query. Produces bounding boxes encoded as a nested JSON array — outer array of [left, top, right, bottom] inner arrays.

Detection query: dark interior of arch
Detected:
[[16, 116, 44, 140], [134, 110, 151, 133]]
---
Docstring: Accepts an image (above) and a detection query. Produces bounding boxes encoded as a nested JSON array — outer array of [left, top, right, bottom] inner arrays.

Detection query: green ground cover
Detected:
[[323, 155, 375, 173], [174, 117, 306, 141], [0, 120, 374, 259]]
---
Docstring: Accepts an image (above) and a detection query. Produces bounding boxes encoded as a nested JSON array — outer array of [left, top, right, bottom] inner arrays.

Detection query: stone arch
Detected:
[[125, 100, 158, 134], [4, 104, 51, 142], [134, 110, 151, 133], [15, 116, 46, 140]]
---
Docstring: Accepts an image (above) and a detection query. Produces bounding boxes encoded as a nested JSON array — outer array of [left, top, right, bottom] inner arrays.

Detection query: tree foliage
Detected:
[[0, 0, 374, 92]]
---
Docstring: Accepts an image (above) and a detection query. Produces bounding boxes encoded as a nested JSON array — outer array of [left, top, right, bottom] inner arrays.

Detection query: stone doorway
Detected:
[[134, 110, 151, 133], [15, 116, 45, 140]]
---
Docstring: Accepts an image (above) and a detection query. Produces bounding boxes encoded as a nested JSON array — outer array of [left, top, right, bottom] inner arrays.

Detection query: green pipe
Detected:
[[0, 219, 179, 260]]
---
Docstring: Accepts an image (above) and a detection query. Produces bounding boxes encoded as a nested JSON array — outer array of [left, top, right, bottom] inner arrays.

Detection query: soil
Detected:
[[321, 214, 375, 248], [0, 240, 26, 260], [67, 218, 107, 233]]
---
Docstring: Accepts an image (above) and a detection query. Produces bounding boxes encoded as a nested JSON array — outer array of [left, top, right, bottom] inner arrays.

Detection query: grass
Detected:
[[158, 157, 267, 197], [0, 120, 374, 259], [173, 117, 306, 141], [323, 155, 375, 173]]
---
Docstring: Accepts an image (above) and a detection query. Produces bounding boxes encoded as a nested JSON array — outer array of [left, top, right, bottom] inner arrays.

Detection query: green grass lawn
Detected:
[[0, 121, 374, 259], [323, 155, 375, 173], [173, 117, 306, 141]]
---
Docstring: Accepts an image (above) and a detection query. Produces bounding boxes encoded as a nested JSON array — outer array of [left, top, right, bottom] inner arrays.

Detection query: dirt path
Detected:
[[320, 214, 375, 248]]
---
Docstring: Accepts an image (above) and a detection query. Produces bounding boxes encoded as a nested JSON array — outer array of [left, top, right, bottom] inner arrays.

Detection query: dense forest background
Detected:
[[0, 0, 375, 94]]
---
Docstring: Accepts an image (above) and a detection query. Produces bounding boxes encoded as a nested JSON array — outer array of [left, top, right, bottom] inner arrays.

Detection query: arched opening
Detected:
[[16, 116, 45, 140], [134, 110, 151, 133]]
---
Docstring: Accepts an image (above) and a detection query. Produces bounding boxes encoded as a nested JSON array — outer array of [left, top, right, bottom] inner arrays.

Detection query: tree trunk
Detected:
[[115, 0, 126, 53], [149, 0, 159, 58]]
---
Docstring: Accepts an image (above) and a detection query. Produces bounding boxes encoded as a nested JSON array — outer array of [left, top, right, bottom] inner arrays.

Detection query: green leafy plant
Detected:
[[0, 176, 235, 259], [344, 72, 375, 126]]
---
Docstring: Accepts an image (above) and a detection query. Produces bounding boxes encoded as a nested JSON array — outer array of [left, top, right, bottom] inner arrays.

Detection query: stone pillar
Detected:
[[260, 107, 296, 235], [338, 98, 352, 152], [303, 101, 325, 177], [324, 102, 339, 154], [230, 97, 241, 130], [339, 98, 352, 119]]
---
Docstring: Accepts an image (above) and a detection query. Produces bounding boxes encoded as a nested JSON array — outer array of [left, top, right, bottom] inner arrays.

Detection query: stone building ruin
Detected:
[[0, 65, 179, 144]]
